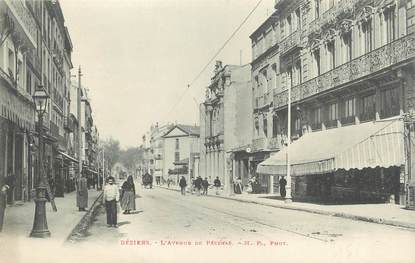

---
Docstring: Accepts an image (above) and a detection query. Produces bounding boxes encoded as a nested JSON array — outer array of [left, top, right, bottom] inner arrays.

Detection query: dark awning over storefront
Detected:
[[257, 118, 405, 176]]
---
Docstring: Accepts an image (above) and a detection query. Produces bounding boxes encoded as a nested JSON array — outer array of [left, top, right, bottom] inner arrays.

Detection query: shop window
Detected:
[[360, 94, 376, 121], [380, 87, 400, 118], [343, 97, 356, 123]]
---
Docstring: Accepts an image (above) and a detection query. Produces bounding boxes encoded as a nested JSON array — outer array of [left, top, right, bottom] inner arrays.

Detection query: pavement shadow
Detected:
[[118, 221, 131, 226], [128, 210, 143, 215]]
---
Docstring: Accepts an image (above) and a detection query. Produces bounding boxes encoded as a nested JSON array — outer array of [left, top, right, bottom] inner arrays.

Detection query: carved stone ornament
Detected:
[[323, 28, 338, 43], [339, 19, 354, 34], [358, 6, 376, 23], [310, 38, 322, 51]]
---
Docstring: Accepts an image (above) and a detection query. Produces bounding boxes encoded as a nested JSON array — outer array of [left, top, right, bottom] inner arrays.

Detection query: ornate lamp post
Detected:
[[30, 87, 51, 238]]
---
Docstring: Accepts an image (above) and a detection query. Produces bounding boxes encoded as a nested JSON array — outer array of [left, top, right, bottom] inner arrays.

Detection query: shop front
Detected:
[[257, 118, 406, 204]]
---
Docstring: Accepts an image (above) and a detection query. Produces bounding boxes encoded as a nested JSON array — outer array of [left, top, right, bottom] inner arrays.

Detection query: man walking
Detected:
[[202, 177, 209, 196], [179, 176, 187, 195], [213, 176, 221, 195], [103, 176, 120, 227], [194, 176, 203, 196]]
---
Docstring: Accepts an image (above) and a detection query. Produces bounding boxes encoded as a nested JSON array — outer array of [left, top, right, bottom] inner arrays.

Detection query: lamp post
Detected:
[[30, 86, 51, 238]]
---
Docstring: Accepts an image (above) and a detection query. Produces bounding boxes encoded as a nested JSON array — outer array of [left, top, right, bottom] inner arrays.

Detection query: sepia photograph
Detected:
[[0, 0, 415, 262]]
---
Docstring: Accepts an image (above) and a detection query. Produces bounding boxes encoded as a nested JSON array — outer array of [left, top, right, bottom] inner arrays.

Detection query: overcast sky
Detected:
[[60, 0, 274, 148]]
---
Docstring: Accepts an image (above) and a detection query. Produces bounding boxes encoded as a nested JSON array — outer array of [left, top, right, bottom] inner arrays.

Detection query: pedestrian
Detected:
[[191, 178, 196, 194], [234, 177, 243, 194], [194, 176, 202, 196], [76, 173, 88, 212], [179, 176, 187, 195], [0, 180, 10, 232], [202, 177, 209, 195], [121, 175, 136, 214], [279, 176, 287, 198], [103, 176, 120, 227], [5, 169, 15, 205], [213, 176, 221, 195]]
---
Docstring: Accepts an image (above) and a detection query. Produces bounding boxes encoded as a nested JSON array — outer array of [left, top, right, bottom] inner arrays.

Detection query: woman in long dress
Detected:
[[121, 175, 136, 214]]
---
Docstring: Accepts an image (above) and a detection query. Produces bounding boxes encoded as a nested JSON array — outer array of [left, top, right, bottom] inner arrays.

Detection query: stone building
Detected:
[[148, 122, 173, 182], [255, 0, 415, 205], [162, 124, 200, 184], [200, 62, 252, 192]]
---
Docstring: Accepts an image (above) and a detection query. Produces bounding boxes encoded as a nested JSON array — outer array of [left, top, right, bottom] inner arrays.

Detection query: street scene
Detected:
[[1, 0, 415, 262]]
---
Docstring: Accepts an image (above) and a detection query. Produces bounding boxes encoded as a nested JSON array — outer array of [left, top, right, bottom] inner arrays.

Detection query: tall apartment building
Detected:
[[253, 0, 415, 205], [200, 62, 252, 191]]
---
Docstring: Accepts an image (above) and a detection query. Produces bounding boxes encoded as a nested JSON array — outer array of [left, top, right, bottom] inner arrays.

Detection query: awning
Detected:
[[57, 151, 79, 163], [257, 118, 405, 176]]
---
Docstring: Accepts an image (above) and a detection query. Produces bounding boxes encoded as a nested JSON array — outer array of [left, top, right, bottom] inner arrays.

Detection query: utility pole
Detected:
[[285, 70, 292, 202], [77, 67, 83, 185]]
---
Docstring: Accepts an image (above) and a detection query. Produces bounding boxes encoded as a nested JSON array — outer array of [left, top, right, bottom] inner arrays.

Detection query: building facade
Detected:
[[254, 0, 415, 204], [162, 124, 200, 184], [200, 62, 252, 192], [148, 122, 173, 182]]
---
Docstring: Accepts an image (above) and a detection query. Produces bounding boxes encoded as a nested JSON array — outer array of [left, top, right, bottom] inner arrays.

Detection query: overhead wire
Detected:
[[166, 0, 264, 118]]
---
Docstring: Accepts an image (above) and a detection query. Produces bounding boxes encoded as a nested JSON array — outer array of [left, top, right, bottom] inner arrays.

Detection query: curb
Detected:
[[158, 186, 415, 230], [65, 192, 103, 243]]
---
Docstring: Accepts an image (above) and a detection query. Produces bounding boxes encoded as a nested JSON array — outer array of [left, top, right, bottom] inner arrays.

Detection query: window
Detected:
[[175, 138, 179, 150], [380, 87, 400, 118], [328, 0, 335, 9], [342, 32, 352, 63], [287, 15, 292, 35], [328, 103, 338, 121], [175, 152, 180, 162], [272, 115, 279, 137], [26, 71, 32, 94], [287, 66, 293, 90], [263, 118, 268, 137], [344, 98, 356, 118], [295, 9, 301, 32], [312, 107, 321, 129], [361, 94, 376, 121], [294, 60, 302, 85], [315, 0, 320, 19], [362, 20, 373, 53], [294, 117, 301, 133], [272, 64, 278, 90], [384, 7, 396, 43], [8, 49, 14, 77], [327, 41, 336, 70], [313, 49, 321, 76]]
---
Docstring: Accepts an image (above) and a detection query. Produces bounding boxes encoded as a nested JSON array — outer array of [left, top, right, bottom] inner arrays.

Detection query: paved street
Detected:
[[72, 186, 415, 263]]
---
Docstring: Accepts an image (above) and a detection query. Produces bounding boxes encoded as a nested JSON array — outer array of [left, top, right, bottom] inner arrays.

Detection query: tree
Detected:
[[119, 147, 140, 171], [102, 138, 121, 172]]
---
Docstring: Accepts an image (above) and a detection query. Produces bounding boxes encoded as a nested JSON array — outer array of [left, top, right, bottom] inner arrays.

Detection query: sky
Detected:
[[59, 0, 275, 148]]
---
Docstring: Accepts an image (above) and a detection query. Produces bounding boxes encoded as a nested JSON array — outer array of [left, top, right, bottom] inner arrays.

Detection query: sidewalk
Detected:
[[0, 189, 102, 242], [159, 185, 415, 230]]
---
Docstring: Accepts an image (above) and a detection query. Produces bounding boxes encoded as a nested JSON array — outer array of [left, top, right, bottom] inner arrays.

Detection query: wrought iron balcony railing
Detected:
[[274, 33, 415, 109]]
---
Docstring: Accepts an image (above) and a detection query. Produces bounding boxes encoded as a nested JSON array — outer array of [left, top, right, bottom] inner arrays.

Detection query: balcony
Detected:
[[64, 117, 74, 132], [2, 0, 37, 49], [308, 0, 358, 37], [274, 33, 415, 109], [254, 92, 271, 110], [252, 137, 267, 151], [280, 30, 301, 56]]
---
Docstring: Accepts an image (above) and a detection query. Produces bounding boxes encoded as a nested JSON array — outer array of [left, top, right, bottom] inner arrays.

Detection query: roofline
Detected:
[[249, 10, 278, 40]]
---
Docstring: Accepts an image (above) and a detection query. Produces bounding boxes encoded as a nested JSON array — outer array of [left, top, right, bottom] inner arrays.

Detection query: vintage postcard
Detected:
[[0, 0, 414, 262]]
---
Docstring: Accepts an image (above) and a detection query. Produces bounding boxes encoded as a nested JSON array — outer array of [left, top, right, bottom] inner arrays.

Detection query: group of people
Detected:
[[178, 176, 222, 196], [103, 175, 137, 228]]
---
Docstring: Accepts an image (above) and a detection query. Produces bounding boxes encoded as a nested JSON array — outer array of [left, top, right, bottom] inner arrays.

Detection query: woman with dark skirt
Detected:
[[121, 175, 136, 214]]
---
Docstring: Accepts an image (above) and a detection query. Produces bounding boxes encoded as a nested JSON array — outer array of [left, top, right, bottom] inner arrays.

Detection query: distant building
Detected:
[[162, 124, 200, 184]]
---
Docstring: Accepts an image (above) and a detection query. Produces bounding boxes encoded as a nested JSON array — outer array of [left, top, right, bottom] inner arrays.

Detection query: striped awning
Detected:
[[257, 118, 405, 176]]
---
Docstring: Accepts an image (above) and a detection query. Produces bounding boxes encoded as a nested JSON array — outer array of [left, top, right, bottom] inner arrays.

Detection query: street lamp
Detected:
[[30, 86, 51, 238]]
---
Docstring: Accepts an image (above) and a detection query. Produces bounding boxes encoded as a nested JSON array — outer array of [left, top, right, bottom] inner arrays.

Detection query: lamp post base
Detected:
[[30, 198, 51, 238]]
